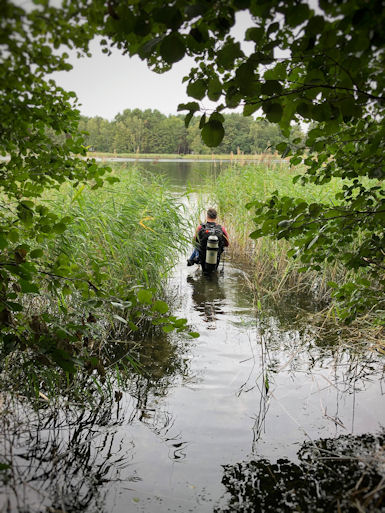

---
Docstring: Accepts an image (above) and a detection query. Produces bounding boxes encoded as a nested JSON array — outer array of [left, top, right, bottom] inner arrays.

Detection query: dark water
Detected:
[[110, 158, 230, 190], [0, 161, 384, 512]]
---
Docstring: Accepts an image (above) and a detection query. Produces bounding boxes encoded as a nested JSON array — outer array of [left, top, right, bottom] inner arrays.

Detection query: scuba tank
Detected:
[[205, 235, 219, 265]]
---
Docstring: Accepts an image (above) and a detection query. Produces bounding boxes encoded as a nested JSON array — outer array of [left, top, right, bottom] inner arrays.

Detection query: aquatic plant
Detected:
[[205, 164, 342, 301], [216, 431, 385, 513], [0, 165, 194, 393]]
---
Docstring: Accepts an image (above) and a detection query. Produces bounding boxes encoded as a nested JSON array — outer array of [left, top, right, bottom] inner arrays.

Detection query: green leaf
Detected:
[[217, 41, 244, 68], [173, 318, 187, 328], [184, 111, 194, 127], [308, 203, 322, 217], [19, 280, 39, 293], [262, 102, 283, 122], [152, 300, 169, 314], [207, 77, 222, 101], [276, 142, 288, 153], [209, 112, 224, 123], [30, 248, 44, 258], [159, 33, 185, 64], [177, 101, 200, 113], [261, 80, 283, 96], [6, 302, 23, 312], [285, 4, 310, 27], [137, 289, 153, 304], [201, 120, 225, 147], [153, 6, 182, 30], [243, 103, 259, 116], [245, 27, 264, 42], [187, 79, 207, 100], [290, 156, 302, 166], [0, 233, 8, 250], [52, 223, 67, 234], [189, 332, 200, 338]]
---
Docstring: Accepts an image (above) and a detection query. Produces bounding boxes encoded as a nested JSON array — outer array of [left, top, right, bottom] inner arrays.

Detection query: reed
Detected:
[[206, 164, 346, 302], [46, 165, 188, 295], [0, 165, 189, 399]]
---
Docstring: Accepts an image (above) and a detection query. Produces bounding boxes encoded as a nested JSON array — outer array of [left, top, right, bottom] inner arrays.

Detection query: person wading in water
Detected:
[[187, 208, 229, 270]]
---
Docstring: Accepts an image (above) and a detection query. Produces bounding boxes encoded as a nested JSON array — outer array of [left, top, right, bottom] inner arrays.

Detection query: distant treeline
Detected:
[[79, 109, 304, 155]]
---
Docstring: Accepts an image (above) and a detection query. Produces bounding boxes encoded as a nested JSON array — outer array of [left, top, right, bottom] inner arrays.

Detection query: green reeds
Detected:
[[47, 165, 188, 296], [0, 165, 190, 400], [205, 164, 346, 302]]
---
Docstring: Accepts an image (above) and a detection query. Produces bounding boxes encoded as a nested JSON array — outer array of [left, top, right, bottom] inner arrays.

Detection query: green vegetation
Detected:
[[1, 0, 385, 386], [80, 110, 302, 155], [84, 0, 384, 325], [0, 163, 192, 385], [209, 164, 384, 327], [46, 165, 186, 294], [207, 164, 344, 300]]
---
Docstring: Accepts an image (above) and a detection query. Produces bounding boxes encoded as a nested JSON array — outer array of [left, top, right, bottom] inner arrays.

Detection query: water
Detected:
[[1, 161, 384, 512]]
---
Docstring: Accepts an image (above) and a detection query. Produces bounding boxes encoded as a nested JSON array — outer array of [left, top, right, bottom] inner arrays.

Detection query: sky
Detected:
[[51, 12, 254, 121], [51, 41, 195, 120]]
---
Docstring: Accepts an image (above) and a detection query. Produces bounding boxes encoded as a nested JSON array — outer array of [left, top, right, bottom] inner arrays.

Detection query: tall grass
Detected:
[[0, 165, 189, 400], [205, 164, 345, 301], [46, 165, 188, 296]]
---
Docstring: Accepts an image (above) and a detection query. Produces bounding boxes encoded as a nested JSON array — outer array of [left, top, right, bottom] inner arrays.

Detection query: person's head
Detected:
[[206, 207, 217, 221]]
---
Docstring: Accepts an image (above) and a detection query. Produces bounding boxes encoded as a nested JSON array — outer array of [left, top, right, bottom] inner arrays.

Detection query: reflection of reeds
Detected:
[[0, 394, 132, 512], [0, 326, 191, 511]]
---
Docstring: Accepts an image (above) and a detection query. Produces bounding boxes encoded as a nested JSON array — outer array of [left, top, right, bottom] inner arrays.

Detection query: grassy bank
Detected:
[[88, 151, 288, 163], [0, 165, 190, 399]]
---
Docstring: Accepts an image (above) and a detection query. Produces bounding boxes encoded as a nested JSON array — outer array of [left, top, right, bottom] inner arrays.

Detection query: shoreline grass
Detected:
[[87, 151, 289, 163], [205, 164, 347, 303]]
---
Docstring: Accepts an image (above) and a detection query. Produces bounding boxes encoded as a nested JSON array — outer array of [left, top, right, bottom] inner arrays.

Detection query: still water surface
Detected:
[[1, 161, 384, 512]]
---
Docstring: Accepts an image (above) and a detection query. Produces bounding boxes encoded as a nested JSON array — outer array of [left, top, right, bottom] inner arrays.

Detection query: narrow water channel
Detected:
[[1, 161, 384, 512]]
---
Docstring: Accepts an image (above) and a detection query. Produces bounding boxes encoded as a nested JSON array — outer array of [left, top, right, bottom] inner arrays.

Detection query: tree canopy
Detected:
[[1, 0, 384, 374]]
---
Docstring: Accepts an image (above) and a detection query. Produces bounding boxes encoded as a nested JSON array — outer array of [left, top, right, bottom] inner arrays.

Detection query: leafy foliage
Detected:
[[88, 0, 385, 322], [2, 0, 385, 378], [0, 2, 195, 376]]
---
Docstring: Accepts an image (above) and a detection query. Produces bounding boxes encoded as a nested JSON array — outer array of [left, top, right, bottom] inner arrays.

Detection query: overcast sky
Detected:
[[51, 12, 253, 121], [51, 42, 194, 120]]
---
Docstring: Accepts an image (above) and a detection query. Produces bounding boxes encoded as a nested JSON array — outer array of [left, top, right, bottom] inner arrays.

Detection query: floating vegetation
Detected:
[[217, 432, 385, 513]]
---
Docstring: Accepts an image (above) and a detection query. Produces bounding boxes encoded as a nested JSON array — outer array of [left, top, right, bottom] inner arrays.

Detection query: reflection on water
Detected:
[[0, 160, 384, 512], [0, 397, 135, 512], [113, 160, 230, 191], [187, 272, 226, 328], [1, 259, 384, 513]]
